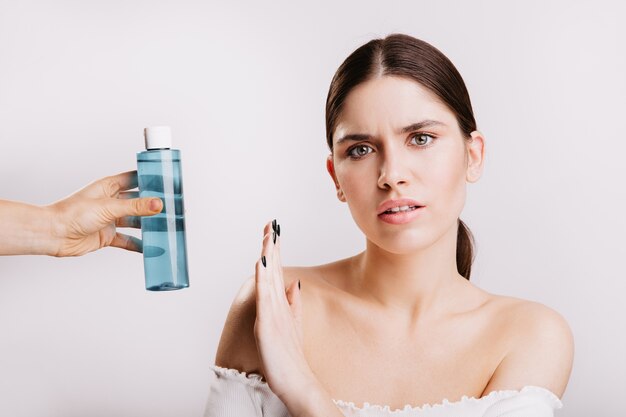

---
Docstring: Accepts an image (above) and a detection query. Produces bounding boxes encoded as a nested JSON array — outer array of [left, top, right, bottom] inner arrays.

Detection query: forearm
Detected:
[[283, 378, 345, 417], [0, 199, 58, 256]]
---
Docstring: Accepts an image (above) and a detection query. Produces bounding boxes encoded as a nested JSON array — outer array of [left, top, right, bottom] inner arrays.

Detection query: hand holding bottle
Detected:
[[47, 170, 163, 257], [0, 170, 163, 257]]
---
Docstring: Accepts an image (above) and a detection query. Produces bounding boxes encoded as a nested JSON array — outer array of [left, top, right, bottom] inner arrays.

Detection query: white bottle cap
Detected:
[[144, 126, 172, 150]]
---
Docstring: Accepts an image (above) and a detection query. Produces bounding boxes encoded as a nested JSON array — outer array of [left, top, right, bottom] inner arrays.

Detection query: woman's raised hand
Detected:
[[46, 170, 163, 257], [252, 220, 346, 417], [253, 220, 313, 404]]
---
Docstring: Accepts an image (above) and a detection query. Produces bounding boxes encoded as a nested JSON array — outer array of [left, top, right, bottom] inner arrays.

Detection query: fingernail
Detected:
[[273, 230, 276, 244], [262, 256, 266, 267], [298, 280, 301, 290], [272, 219, 277, 232], [277, 223, 280, 237], [150, 199, 162, 211]]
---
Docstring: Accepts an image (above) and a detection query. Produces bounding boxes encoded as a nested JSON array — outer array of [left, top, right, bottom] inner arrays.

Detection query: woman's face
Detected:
[[327, 75, 484, 254]]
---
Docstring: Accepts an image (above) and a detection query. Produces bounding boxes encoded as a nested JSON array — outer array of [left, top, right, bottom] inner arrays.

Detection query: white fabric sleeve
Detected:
[[481, 386, 564, 417], [203, 364, 292, 417]]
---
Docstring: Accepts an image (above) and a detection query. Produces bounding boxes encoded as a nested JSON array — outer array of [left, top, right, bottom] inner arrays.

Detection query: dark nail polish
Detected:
[[272, 219, 277, 232], [277, 224, 280, 237], [262, 256, 266, 267], [298, 280, 301, 290], [273, 231, 276, 244]]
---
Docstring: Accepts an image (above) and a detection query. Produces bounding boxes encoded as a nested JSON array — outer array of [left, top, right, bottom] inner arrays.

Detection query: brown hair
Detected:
[[325, 33, 477, 280]]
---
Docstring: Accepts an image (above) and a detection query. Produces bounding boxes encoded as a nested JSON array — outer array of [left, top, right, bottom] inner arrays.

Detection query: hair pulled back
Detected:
[[325, 33, 477, 280]]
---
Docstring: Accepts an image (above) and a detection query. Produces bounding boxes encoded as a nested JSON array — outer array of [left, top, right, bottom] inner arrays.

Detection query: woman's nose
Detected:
[[377, 150, 410, 189]]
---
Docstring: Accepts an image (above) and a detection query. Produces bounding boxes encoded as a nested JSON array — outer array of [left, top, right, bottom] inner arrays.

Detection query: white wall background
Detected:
[[1, 0, 624, 416]]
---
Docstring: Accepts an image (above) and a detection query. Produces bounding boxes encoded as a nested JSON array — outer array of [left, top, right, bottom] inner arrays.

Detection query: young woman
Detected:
[[206, 33, 574, 417]]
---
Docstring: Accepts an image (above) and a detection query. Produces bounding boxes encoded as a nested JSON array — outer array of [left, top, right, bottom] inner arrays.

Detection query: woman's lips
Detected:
[[377, 198, 424, 214], [378, 206, 425, 224]]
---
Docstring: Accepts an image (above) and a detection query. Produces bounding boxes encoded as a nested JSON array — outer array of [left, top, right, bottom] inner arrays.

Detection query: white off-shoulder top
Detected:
[[204, 365, 564, 417]]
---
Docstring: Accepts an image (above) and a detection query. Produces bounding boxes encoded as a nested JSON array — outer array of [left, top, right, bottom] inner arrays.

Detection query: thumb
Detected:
[[285, 279, 303, 325], [106, 197, 163, 220]]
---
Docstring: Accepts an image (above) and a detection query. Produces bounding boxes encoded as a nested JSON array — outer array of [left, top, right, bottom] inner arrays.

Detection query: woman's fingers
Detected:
[[258, 219, 285, 301], [78, 171, 139, 199], [255, 227, 274, 309], [285, 279, 298, 306], [105, 197, 163, 222], [285, 279, 303, 337], [118, 191, 139, 200], [110, 232, 143, 252], [273, 221, 282, 280], [255, 255, 268, 303], [115, 216, 141, 228], [268, 219, 285, 299], [102, 170, 138, 193], [253, 219, 310, 399], [115, 192, 143, 228], [113, 171, 140, 192]]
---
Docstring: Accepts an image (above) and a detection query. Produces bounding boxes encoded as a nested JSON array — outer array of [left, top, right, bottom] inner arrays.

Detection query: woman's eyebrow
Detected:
[[335, 119, 446, 146], [400, 119, 446, 133], [335, 133, 371, 146]]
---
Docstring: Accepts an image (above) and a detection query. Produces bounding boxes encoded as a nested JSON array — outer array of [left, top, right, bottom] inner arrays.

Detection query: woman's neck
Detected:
[[349, 223, 467, 327]]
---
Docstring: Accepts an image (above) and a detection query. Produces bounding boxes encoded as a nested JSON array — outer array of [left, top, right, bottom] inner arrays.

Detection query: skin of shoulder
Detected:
[[213, 267, 301, 379], [214, 265, 574, 400], [479, 296, 575, 398]]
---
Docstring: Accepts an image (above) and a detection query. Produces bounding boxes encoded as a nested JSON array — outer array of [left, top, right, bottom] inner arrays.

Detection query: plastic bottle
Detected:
[[136, 126, 190, 291]]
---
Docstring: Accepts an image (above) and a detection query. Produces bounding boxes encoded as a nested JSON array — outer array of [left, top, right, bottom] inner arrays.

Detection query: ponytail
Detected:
[[456, 218, 476, 280]]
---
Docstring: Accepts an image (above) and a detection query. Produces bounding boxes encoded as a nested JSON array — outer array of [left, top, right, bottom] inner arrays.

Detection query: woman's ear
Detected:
[[466, 130, 485, 183], [326, 154, 346, 202]]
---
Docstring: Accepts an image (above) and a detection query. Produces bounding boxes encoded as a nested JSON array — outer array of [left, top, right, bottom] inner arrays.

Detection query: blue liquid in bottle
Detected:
[[137, 126, 189, 291]]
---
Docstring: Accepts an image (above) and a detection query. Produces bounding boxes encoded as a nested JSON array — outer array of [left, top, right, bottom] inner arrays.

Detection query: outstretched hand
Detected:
[[47, 170, 162, 257], [252, 220, 344, 416], [253, 219, 317, 407]]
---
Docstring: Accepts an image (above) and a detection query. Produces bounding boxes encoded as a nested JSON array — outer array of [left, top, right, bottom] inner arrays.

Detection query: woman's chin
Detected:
[[371, 234, 432, 255], [380, 244, 428, 255]]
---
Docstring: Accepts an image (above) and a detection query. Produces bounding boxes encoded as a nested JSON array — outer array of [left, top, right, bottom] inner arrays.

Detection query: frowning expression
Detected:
[[327, 75, 484, 253]]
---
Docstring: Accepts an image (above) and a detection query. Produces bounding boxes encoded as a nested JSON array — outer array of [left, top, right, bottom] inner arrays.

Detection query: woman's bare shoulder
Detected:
[[478, 292, 574, 398], [213, 273, 260, 376], [212, 265, 322, 379], [482, 291, 570, 329]]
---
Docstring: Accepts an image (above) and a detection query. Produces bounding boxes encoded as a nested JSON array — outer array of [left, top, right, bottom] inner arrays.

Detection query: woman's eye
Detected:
[[346, 133, 436, 160], [411, 133, 435, 146], [347, 145, 373, 159]]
